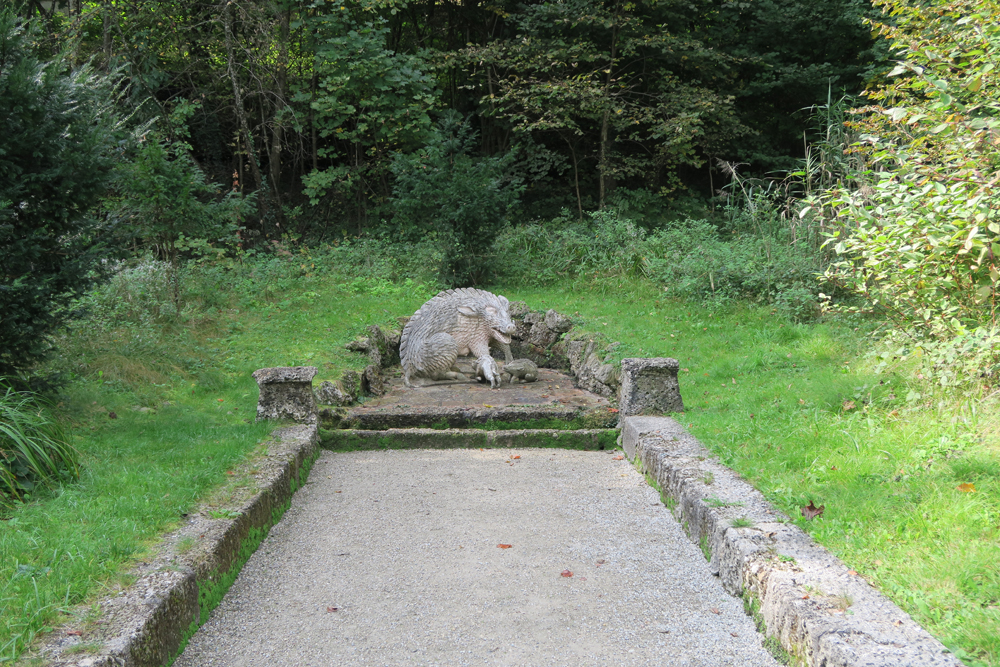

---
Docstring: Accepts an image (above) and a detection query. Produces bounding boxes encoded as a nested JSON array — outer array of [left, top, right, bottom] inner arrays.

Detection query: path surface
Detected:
[[175, 448, 780, 667]]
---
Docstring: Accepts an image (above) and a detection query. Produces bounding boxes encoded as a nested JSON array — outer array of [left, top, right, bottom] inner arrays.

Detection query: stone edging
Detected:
[[37, 423, 319, 667], [621, 416, 964, 667]]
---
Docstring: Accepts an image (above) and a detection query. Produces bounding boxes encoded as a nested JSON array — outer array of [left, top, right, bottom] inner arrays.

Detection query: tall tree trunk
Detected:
[[599, 7, 620, 209], [565, 135, 583, 222], [269, 4, 290, 213], [102, 0, 112, 64], [222, 0, 267, 220]]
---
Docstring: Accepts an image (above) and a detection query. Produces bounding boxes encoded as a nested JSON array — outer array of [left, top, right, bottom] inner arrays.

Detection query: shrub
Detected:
[[0, 387, 78, 505], [389, 111, 523, 287], [0, 10, 122, 377]]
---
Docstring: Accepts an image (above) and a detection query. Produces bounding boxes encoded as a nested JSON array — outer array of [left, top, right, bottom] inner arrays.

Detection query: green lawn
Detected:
[[2, 274, 997, 666]]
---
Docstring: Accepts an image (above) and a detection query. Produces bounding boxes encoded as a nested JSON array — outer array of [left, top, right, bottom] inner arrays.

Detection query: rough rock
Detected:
[[544, 309, 573, 333], [618, 357, 684, 415], [508, 300, 530, 318], [345, 338, 369, 352], [315, 381, 352, 406], [367, 324, 401, 369], [362, 364, 386, 396], [252, 367, 318, 423], [340, 370, 361, 400]]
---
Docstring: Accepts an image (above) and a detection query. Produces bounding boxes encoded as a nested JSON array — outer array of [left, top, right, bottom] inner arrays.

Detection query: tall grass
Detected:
[[0, 388, 78, 505]]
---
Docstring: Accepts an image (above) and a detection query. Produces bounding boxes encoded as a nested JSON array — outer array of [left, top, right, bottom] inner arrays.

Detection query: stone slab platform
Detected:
[[342, 368, 615, 429]]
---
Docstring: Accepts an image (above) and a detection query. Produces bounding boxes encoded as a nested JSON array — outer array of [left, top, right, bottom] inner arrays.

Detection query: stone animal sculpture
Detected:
[[504, 358, 538, 383], [400, 288, 515, 389]]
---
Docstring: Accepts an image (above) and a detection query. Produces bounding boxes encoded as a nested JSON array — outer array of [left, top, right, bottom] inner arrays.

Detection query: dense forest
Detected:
[[10, 0, 879, 229], [2, 0, 999, 375]]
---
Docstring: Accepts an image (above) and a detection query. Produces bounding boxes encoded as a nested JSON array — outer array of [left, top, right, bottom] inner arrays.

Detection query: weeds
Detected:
[[0, 388, 78, 505]]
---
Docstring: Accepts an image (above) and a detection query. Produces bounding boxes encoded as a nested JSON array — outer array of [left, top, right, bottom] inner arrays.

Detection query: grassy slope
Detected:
[[1, 278, 433, 662], [2, 273, 997, 665], [510, 281, 999, 667]]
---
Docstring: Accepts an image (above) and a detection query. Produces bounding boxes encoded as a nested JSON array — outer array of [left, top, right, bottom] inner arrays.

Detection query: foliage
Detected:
[[494, 209, 824, 309], [297, 0, 437, 220], [0, 9, 121, 377], [459, 0, 744, 213], [809, 0, 1000, 343], [389, 112, 523, 286], [0, 387, 78, 505], [107, 134, 254, 289]]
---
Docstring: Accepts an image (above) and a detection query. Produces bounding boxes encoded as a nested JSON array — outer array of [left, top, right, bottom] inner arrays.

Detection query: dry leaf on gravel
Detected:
[[801, 501, 825, 520], [497, 544, 512, 549], [560, 570, 573, 577], [326, 607, 339, 612], [612, 455, 624, 460], [710, 608, 721, 614]]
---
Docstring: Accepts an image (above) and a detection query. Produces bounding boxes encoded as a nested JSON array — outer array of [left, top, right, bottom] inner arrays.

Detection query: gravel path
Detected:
[[175, 448, 780, 667]]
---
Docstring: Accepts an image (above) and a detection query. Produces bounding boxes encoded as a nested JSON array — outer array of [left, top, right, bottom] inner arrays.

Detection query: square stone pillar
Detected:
[[252, 366, 318, 423], [617, 358, 684, 416]]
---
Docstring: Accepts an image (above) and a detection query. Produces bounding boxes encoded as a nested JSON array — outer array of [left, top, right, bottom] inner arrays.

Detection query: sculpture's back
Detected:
[[400, 288, 515, 388]]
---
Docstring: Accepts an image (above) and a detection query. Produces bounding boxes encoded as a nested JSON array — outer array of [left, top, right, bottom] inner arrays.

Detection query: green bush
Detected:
[[389, 111, 523, 287], [494, 210, 825, 305], [0, 10, 122, 377], [0, 387, 78, 505]]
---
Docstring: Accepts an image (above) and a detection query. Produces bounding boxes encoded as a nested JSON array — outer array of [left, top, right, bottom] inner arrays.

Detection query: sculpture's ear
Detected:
[[499, 295, 509, 307], [485, 306, 498, 318], [458, 305, 478, 317]]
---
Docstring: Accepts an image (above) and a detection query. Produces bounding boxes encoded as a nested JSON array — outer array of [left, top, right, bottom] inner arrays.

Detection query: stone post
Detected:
[[617, 358, 684, 416], [252, 366, 318, 423]]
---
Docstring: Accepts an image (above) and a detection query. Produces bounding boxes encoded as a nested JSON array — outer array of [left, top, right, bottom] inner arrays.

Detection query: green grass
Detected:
[[2, 259, 998, 666], [506, 281, 999, 666]]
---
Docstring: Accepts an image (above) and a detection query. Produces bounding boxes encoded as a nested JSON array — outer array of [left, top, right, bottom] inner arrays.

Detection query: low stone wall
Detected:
[[324, 303, 684, 416]]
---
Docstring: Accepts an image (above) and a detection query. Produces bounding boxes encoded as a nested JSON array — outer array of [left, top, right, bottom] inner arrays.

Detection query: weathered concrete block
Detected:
[[618, 357, 684, 415], [252, 367, 318, 423]]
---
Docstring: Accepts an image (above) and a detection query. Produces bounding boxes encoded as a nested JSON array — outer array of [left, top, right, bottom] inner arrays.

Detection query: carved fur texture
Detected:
[[400, 289, 515, 388]]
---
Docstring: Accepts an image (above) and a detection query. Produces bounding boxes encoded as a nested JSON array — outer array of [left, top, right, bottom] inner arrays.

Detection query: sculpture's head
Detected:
[[458, 293, 515, 345]]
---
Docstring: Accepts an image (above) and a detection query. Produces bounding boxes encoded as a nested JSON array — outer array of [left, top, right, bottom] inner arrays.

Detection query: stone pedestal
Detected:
[[252, 366, 318, 423], [617, 358, 684, 416]]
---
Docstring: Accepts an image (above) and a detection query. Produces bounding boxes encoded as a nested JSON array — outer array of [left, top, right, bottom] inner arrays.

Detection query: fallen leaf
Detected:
[[560, 569, 573, 577], [217, 398, 224, 403], [483, 404, 493, 408], [612, 455, 624, 460], [802, 595, 810, 599], [730, 632, 738, 637], [497, 544, 512, 549], [710, 607, 721, 614], [66, 630, 83, 636], [842, 400, 856, 411], [578, 576, 587, 581], [512, 455, 521, 459], [596, 559, 606, 566], [336, 490, 342, 493], [608, 408, 619, 413], [830, 466, 838, 471], [848, 570, 858, 576], [801, 501, 825, 520], [108, 411, 117, 419], [893, 619, 903, 627], [798, 399, 805, 405], [327, 607, 339, 612], [958, 482, 976, 493]]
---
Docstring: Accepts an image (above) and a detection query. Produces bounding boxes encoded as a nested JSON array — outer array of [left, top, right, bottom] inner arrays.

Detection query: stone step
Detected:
[[319, 428, 619, 451]]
